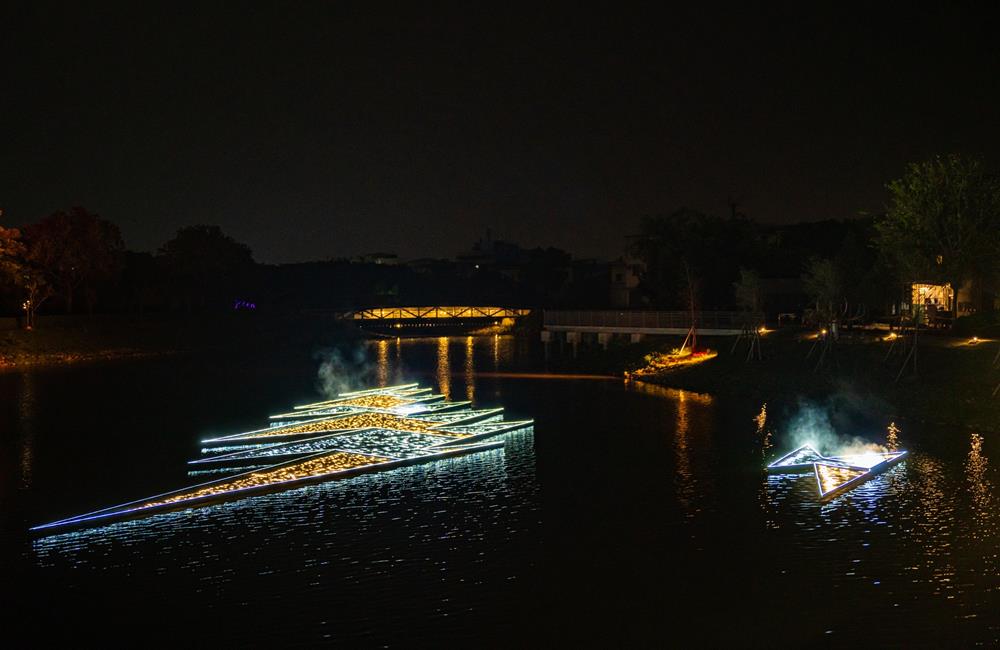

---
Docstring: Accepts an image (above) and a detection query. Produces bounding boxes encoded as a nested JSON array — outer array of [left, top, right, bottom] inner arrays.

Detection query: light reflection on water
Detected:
[[464, 336, 475, 402], [35, 428, 535, 558], [32, 428, 539, 642], [10, 338, 1000, 645], [966, 433, 993, 540], [375, 339, 389, 387], [436, 336, 450, 399], [18, 371, 36, 490], [368, 335, 521, 404]]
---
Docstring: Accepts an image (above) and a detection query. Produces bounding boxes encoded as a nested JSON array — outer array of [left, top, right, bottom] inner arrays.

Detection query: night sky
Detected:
[[3, 4, 999, 263]]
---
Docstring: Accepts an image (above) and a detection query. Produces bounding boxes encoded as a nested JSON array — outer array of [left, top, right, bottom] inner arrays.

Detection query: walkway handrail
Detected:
[[542, 309, 762, 329]]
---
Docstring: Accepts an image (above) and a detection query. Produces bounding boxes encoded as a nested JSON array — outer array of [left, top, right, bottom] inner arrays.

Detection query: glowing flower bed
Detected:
[[627, 348, 718, 378]]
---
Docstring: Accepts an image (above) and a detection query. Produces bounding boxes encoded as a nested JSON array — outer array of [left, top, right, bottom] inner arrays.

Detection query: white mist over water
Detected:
[[786, 399, 888, 456], [314, 345, 376, 398]]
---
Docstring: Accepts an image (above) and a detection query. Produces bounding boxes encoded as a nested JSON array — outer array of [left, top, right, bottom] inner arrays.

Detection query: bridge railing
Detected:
[[343, 306, 531, 320], [543, 310, 762, 329]]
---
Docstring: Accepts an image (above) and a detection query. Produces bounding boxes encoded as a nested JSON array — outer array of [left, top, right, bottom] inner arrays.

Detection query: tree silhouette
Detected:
[[158, 225, 255, 312], [22, 207, 124, 313], [875, 154, 1000, 319]]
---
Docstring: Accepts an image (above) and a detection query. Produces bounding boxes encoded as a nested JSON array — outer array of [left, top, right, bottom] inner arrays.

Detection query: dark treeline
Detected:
[[0, 211, 610, 319], [630, 210, 893, 314], [2, 155, 998, 324], [633, 154, 1000, 326]]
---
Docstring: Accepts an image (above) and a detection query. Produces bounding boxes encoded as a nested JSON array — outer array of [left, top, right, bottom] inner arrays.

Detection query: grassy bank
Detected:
[[616, 329, 1000, 432], [0, 313, 358, 370]]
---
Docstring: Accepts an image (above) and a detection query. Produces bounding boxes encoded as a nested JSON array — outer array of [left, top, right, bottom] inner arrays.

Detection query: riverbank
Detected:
[[0, 313, 359, 370], [617, 329, 1000, 432]]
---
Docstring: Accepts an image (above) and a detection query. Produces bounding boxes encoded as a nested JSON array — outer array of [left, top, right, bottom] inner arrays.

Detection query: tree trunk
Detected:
[[951, 277, 961, 324]]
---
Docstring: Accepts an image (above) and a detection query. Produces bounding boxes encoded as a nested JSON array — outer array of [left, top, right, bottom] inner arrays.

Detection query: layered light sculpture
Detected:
[[31, 384, 532, 534], [768, 444, 908, 502]]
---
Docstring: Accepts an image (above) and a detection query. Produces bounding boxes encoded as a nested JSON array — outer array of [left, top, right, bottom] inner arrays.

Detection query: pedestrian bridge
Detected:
[[344, 306, 531, 321]]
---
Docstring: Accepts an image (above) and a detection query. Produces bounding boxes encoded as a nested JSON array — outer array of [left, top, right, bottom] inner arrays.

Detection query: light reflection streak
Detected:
[[623, 380, 714, 518], [886, 422, 900, 451], [19, 371, 36, 489], [623, 379, 714, 405], [674, 390, 695, 513], [909, 455, 957, 595], [376, 339, 389, 387], [465, 336, 475, 402], [754, 403, 767, 435], [436, 337, 450, 399], [395, 337, 402, 383], [966, 433, 994, 541]]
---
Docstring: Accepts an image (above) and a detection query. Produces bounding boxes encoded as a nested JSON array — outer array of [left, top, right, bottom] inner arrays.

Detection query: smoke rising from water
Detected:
[[783, 386, 892, 455], [314, 344, 377, 398]]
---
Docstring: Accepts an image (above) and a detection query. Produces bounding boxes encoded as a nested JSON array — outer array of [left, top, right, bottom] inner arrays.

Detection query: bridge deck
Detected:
[[343, 306, 531, 320]]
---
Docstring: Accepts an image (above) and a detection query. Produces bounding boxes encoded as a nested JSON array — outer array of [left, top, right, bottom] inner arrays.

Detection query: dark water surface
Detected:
[[3, 336, 999, 646]]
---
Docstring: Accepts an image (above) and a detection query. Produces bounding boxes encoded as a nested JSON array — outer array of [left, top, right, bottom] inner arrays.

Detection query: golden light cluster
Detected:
[[336, 394, 411, 408], [627, 349, 718, 378], [140, 452, 384, 510], [248, 412, 464, 438], [815, 463, 866, 496]]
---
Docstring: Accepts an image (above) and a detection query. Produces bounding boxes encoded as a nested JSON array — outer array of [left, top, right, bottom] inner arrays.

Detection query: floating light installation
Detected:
[[31, 384, 533, 534], [625, 348, 718, 378], [768, 444, 908, 502]]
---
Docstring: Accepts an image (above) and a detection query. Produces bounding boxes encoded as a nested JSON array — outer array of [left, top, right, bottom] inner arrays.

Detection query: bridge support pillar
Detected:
[[541, 329, 552, 360], [566, 331, 581, 357], [597, 332, 612, 350], [630, 333, 645, 343]]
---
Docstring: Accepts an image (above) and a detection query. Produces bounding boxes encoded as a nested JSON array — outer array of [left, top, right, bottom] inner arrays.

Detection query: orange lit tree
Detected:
[[21, 207, 124, 314], [0, 219, 51, 328]]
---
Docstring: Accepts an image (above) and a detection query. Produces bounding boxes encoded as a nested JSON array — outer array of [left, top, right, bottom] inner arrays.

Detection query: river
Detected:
[[2, 335, 998, 645]]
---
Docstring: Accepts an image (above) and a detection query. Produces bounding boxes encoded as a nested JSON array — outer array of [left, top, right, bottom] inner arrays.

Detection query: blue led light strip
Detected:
[[31, 383, 533, 534]]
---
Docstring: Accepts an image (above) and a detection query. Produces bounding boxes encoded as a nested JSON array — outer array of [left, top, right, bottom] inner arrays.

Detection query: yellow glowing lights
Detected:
[[815, 463, 867, 496], [350, 306, 531, 320], [244, 412, 454, 438], [337, 394, 409, 408], [140, 452, 383, 510], [627, 349, 718, 378], [31, 382, 535, 533], [754, 403, 767, 435], [770, 444, 908, 501]]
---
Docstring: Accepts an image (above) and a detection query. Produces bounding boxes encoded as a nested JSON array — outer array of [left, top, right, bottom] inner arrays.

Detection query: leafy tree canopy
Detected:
[[875, 154, 1000, 312], [21, 207, 124, 313]]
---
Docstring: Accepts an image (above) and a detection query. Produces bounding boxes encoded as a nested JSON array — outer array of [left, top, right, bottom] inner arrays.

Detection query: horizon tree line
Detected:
[[2, 153, 998, 327]]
